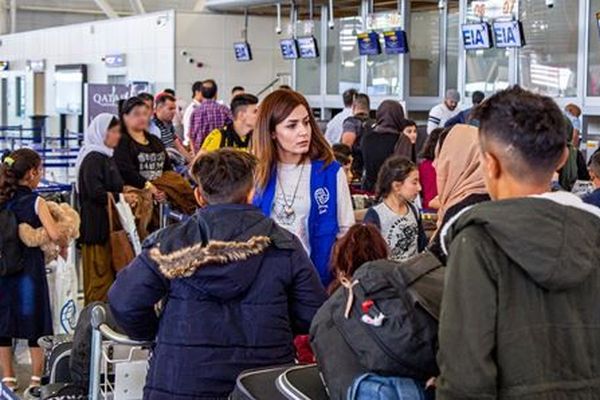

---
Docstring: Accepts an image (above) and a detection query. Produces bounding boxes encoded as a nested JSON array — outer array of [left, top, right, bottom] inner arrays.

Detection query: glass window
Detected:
[[366, 9, 403, 96], [519, 0, 578, 97], [588, 0, 600, 96], [464, 0, 510, 97], [409, 2, 440, 97], [446, 1, 460, 91], [327, 17, 362, 95], [296, 21, 321, 95]]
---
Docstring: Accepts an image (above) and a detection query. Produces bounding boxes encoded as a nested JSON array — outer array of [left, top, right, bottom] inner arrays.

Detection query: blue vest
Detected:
[[253, 160, 340, 286]]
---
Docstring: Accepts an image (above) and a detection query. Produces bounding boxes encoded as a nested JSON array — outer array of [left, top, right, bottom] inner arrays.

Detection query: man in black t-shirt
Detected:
[[340, 93, 373, 179]]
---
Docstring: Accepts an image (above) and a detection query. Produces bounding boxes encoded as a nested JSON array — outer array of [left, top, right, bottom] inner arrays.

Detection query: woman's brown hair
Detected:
[[252, 90, 334, 189], [328, 223, 389, 295]]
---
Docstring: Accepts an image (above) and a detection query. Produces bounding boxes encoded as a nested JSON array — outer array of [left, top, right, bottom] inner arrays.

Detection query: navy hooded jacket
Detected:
[[108, 204, 327, 400]]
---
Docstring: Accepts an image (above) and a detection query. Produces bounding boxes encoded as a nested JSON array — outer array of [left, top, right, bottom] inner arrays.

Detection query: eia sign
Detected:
[[461, 22, 493, 50], [492, 20, 525, 48]]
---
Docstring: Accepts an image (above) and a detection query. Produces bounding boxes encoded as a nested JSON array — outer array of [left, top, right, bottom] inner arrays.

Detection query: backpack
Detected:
[[310, 252, 444, 400], [0, 203, 25, 277], [347, 374, 432, 400]]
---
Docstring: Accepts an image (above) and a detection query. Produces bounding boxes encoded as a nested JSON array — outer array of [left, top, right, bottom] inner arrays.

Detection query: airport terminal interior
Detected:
[[0, 0, 600, 399]]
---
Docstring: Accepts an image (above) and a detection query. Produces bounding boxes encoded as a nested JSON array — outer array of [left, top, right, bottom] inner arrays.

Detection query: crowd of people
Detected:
[[0, 79, 599, 400]]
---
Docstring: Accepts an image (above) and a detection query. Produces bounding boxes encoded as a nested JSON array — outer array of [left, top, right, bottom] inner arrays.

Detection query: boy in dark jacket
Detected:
[[108, 149, 327, 400], [437, 86, 600, 400]]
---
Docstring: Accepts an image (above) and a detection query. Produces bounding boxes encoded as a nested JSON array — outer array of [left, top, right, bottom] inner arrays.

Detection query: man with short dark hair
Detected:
[[427, 89, 460, 134], [444, 90, 485, 129], [201, 94, 259, 152], [340, 93, 372, 177], [149, 92, 191, 162], [189, 79, 233, 153], [231, 86, 245, 99], [183, 81, 203, 145], [325, 88, 359, 144], [437, 86, 600, 399], [109, 149, 326, 400]]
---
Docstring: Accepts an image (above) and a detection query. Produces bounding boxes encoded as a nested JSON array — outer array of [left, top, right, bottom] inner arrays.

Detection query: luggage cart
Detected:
[[89, 304, 152, 400]]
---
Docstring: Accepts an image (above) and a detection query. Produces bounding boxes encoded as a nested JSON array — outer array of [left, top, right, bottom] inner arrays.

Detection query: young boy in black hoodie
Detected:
[[436, 86, 600, 400]]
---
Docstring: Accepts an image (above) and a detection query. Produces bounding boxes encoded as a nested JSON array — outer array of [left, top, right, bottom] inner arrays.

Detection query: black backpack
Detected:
[[0, 203, 25, 277], [310, 252, 444, 400]]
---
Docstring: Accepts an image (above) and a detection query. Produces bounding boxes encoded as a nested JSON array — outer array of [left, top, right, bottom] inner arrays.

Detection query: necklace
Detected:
[[277, 163, 306, 219]]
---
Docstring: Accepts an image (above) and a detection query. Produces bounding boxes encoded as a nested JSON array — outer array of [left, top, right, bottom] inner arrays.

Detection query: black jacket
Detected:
[[109, 204, 327, 400], [437, 193, 600, 400], [78, 152, 124, 244]]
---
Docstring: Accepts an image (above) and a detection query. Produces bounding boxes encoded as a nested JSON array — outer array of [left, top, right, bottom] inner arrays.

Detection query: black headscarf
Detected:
[[374, 100, 405, 135]]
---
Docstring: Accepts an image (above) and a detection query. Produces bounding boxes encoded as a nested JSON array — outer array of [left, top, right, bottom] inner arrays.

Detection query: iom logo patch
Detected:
[[60, 299, 77, 334], [314, 187, 330, 215]]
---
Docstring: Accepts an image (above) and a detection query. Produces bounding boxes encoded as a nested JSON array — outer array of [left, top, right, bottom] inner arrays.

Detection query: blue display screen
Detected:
[[383, 30, 409, 54], [357, 31, 381, 56], [297, 36, 319, 59], [234, 42, 252, 62], [492, 20, 525, 48], [461, 22, 493, 50], [280, 39, 299, 60]]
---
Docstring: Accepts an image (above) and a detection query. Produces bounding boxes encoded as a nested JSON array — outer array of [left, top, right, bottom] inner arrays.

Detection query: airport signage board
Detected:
[[492, 20, 525, 48], [461, 22, 493, 50], [357, 31, 381, 56], [383, 30, 410, 54], [104, 53, 126, 68], [87, 83, 130, 123], [280, 38, 299, 60], [297, 36, 319, 59], [234, 42, 253, 62]]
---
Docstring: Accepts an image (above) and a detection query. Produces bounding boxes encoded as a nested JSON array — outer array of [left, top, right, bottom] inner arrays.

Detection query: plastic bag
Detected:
[[47, 247, 79, 335], [115, 194, 142, 255]]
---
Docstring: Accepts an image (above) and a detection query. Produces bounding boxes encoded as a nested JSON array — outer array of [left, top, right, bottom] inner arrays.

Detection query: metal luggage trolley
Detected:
[[89, 304, 152, 400]]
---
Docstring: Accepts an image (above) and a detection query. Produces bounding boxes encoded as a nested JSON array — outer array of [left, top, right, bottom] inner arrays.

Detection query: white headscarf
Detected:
[[75, 113, 118, 190]]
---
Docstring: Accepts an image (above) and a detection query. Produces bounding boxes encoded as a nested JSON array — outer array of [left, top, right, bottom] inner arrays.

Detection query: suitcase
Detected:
[[276, 364, 329, 400], [38, 335, 74, 384], [230, 365, 292, 400]]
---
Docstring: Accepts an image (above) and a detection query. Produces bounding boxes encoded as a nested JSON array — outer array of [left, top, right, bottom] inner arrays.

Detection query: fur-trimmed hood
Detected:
[[145, 204, 299, 300]]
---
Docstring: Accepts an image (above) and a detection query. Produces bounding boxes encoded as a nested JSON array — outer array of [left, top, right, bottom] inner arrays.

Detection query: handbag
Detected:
[[108, 194, 135, 272]]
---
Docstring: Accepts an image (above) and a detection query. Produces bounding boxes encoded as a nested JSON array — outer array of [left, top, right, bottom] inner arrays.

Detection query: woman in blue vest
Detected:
[[253, 90, 355, 287]]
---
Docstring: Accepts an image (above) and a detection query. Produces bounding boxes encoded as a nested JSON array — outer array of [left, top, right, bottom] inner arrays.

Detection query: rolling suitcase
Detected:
[[276, 364, 329, 400], [230, 365, 292, 400]]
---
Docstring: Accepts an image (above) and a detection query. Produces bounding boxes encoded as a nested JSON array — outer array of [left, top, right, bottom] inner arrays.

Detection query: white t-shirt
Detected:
[[325, 108, 353, 145], [371, 202, 419, 262], [427, 102, 460, 134], [183, 99, 201, 145], [271, 162, 355, 253]]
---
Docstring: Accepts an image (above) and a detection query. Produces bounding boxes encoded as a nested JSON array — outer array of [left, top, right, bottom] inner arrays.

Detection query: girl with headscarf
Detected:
[[76, 113, 131, 304], [361, 100, 409, 192], [428, 124, 490, 264]]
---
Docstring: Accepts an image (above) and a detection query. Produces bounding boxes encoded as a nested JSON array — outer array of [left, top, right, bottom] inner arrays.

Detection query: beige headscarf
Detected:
[[434, 124, 488, 227]]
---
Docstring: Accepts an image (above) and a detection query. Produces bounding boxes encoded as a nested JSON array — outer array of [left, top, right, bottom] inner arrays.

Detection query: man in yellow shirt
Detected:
[[201, 93, 259, 152]]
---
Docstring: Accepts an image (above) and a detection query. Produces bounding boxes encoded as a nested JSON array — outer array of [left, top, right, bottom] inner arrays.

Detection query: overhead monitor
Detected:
[[280, 38, 299, 60], [383, 30, 410, 54], [357, 31, 382, 56], [461, 22, 493, 50], [297, 36, 319, 59], [492, 20, 525, 48], [234, 42, 253, 62]]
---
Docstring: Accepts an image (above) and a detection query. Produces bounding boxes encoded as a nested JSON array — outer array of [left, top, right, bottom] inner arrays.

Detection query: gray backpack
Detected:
[[310, 252, 444, 400]]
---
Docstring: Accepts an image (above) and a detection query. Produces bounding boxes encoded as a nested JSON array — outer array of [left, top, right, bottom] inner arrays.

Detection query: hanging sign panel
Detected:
[[492, 20, 525, 48], [461, 22, 493, 50], [383, 30, 410, 54], [234, 42, 253, 62], [280, 38, 299, 60], [297, 36, 319, 59], [357, 31, 381, 56]]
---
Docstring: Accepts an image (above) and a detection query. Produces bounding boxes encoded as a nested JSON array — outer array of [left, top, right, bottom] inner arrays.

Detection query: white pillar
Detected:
[[93, 0, 119, 19], [10, 0, 16, 33]]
